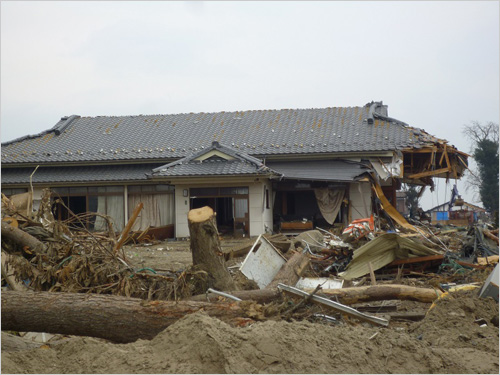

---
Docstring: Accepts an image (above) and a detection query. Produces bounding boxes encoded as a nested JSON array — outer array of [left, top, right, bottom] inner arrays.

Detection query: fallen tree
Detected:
[[188, 284, 442, 304], [1, 290, 250, 343], [310, 284, 442, 304]]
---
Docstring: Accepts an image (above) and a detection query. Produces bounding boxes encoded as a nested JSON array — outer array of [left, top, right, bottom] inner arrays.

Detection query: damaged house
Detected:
[[1, 101, 469, 238]]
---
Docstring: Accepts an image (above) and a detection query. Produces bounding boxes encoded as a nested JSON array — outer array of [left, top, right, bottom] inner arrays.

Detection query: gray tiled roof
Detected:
[[151, 141, 277, 178], [1, 102, 440, 165], [1, 164, 163, 185], [267, 160, 369, 182], [151, 159, 267, 177]]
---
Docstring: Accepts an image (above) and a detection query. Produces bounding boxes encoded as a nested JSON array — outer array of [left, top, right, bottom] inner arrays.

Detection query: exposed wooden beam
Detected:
[[457, 155, 470, 170], [444, 146, 451, 170], [439, 144, 447, 166], [408, 167, 451, 179]]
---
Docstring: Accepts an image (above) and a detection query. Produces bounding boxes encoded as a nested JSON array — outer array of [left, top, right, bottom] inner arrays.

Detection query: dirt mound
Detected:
[[2, 302, 499, 374], [409, 289, 499, 353]]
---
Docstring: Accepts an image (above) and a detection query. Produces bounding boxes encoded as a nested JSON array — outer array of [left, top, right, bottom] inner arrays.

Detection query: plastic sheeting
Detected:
[[339, 233, 441, 280], [314, 188, 344, 225]]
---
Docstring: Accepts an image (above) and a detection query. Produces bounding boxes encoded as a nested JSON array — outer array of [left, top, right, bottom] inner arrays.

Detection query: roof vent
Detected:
[[52, 115, 80, 135], [365, 101, 387, 124]]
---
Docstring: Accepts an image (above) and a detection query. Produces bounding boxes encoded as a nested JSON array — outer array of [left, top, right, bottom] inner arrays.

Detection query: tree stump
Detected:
[[188, 206, 236, 291]]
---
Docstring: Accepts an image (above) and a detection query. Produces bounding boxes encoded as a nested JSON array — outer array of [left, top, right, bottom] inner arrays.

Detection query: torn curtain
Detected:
[[314, 188, 344, 225]]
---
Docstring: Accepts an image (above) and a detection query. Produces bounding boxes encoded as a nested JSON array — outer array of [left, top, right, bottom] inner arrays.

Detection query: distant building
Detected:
[[426, 199, 487, 225]]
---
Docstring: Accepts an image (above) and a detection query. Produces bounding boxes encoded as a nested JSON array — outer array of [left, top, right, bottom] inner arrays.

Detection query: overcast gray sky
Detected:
[[1, 1, 499, 210]]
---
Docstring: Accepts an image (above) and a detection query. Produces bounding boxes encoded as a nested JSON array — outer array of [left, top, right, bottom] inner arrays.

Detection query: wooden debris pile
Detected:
[[1, 190, 202, 301]]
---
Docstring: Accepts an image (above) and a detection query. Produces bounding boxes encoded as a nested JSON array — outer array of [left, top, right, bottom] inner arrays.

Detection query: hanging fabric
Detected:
[[314, 188, 345, 225]]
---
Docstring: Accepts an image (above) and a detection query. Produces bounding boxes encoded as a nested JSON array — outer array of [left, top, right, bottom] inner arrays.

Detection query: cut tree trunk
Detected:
[[1, 291, 248, 343], [266, 250, 310, 290], [306, 284, 442, 304], [1, 221, 47, 254], [188, 206, 236, 291]]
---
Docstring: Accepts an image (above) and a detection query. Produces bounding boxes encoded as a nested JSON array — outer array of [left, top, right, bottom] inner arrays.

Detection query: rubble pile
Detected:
[[1, 189, 499, 374]]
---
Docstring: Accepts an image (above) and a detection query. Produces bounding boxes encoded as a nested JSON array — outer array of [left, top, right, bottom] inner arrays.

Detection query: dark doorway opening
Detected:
[[53, 195, 87, 227], [191, 197, 234, 235], [273, 189, 347, 231]]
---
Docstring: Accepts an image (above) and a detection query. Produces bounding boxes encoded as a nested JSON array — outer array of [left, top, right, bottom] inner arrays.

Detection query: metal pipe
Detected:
[[206, 288, 242, 302], [277, 283, 389, 327], [313, 313, 338, 324]]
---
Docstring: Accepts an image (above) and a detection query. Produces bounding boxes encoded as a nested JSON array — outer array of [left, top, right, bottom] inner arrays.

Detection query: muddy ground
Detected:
[[2, 239, 499, 374]]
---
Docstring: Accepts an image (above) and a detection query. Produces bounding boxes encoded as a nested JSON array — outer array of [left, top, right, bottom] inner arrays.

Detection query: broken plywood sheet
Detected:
[[338, 233, 441, 280]]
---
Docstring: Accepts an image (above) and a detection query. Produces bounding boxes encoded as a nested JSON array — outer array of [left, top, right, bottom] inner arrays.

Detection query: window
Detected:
[[1, 188, 28, 197], [127, 184, 175, 231], [52, 186, 125, 232], [191, 187, 248, 197]]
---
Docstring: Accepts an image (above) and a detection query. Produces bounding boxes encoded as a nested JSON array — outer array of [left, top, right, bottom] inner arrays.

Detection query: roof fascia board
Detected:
[[259, 151, 394, 162], [2, 152, 400, 168], [153, 176, 269, 185], [402, 147, 471, 158], [1, 181, 176, 188], [1, 159, 177, 169]]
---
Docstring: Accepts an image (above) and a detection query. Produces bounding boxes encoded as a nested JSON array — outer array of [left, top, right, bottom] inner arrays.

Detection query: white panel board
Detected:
[[239, 235, 287, 289]]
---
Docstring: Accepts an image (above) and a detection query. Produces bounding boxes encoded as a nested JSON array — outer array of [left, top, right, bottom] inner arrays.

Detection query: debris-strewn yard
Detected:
[[2, 288, 498, 374], [1, 191, 499, 374]]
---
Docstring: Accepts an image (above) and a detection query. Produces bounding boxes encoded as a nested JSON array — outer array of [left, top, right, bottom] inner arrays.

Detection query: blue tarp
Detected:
[[436, 211, 449, 221]]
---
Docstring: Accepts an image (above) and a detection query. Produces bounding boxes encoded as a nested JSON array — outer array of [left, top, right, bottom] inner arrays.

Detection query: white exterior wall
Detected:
[[248, 180, 273, 236], [174, 184, 191, 238], [263, 180, 274, 234], [349, 181, 372, 220], [174, 180, 273, 238], [31, 187, 45, 212]]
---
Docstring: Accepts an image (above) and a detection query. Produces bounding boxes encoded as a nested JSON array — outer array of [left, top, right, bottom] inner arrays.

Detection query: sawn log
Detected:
[[307, 284, 442, 304], [1, 291, 248, 343]]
